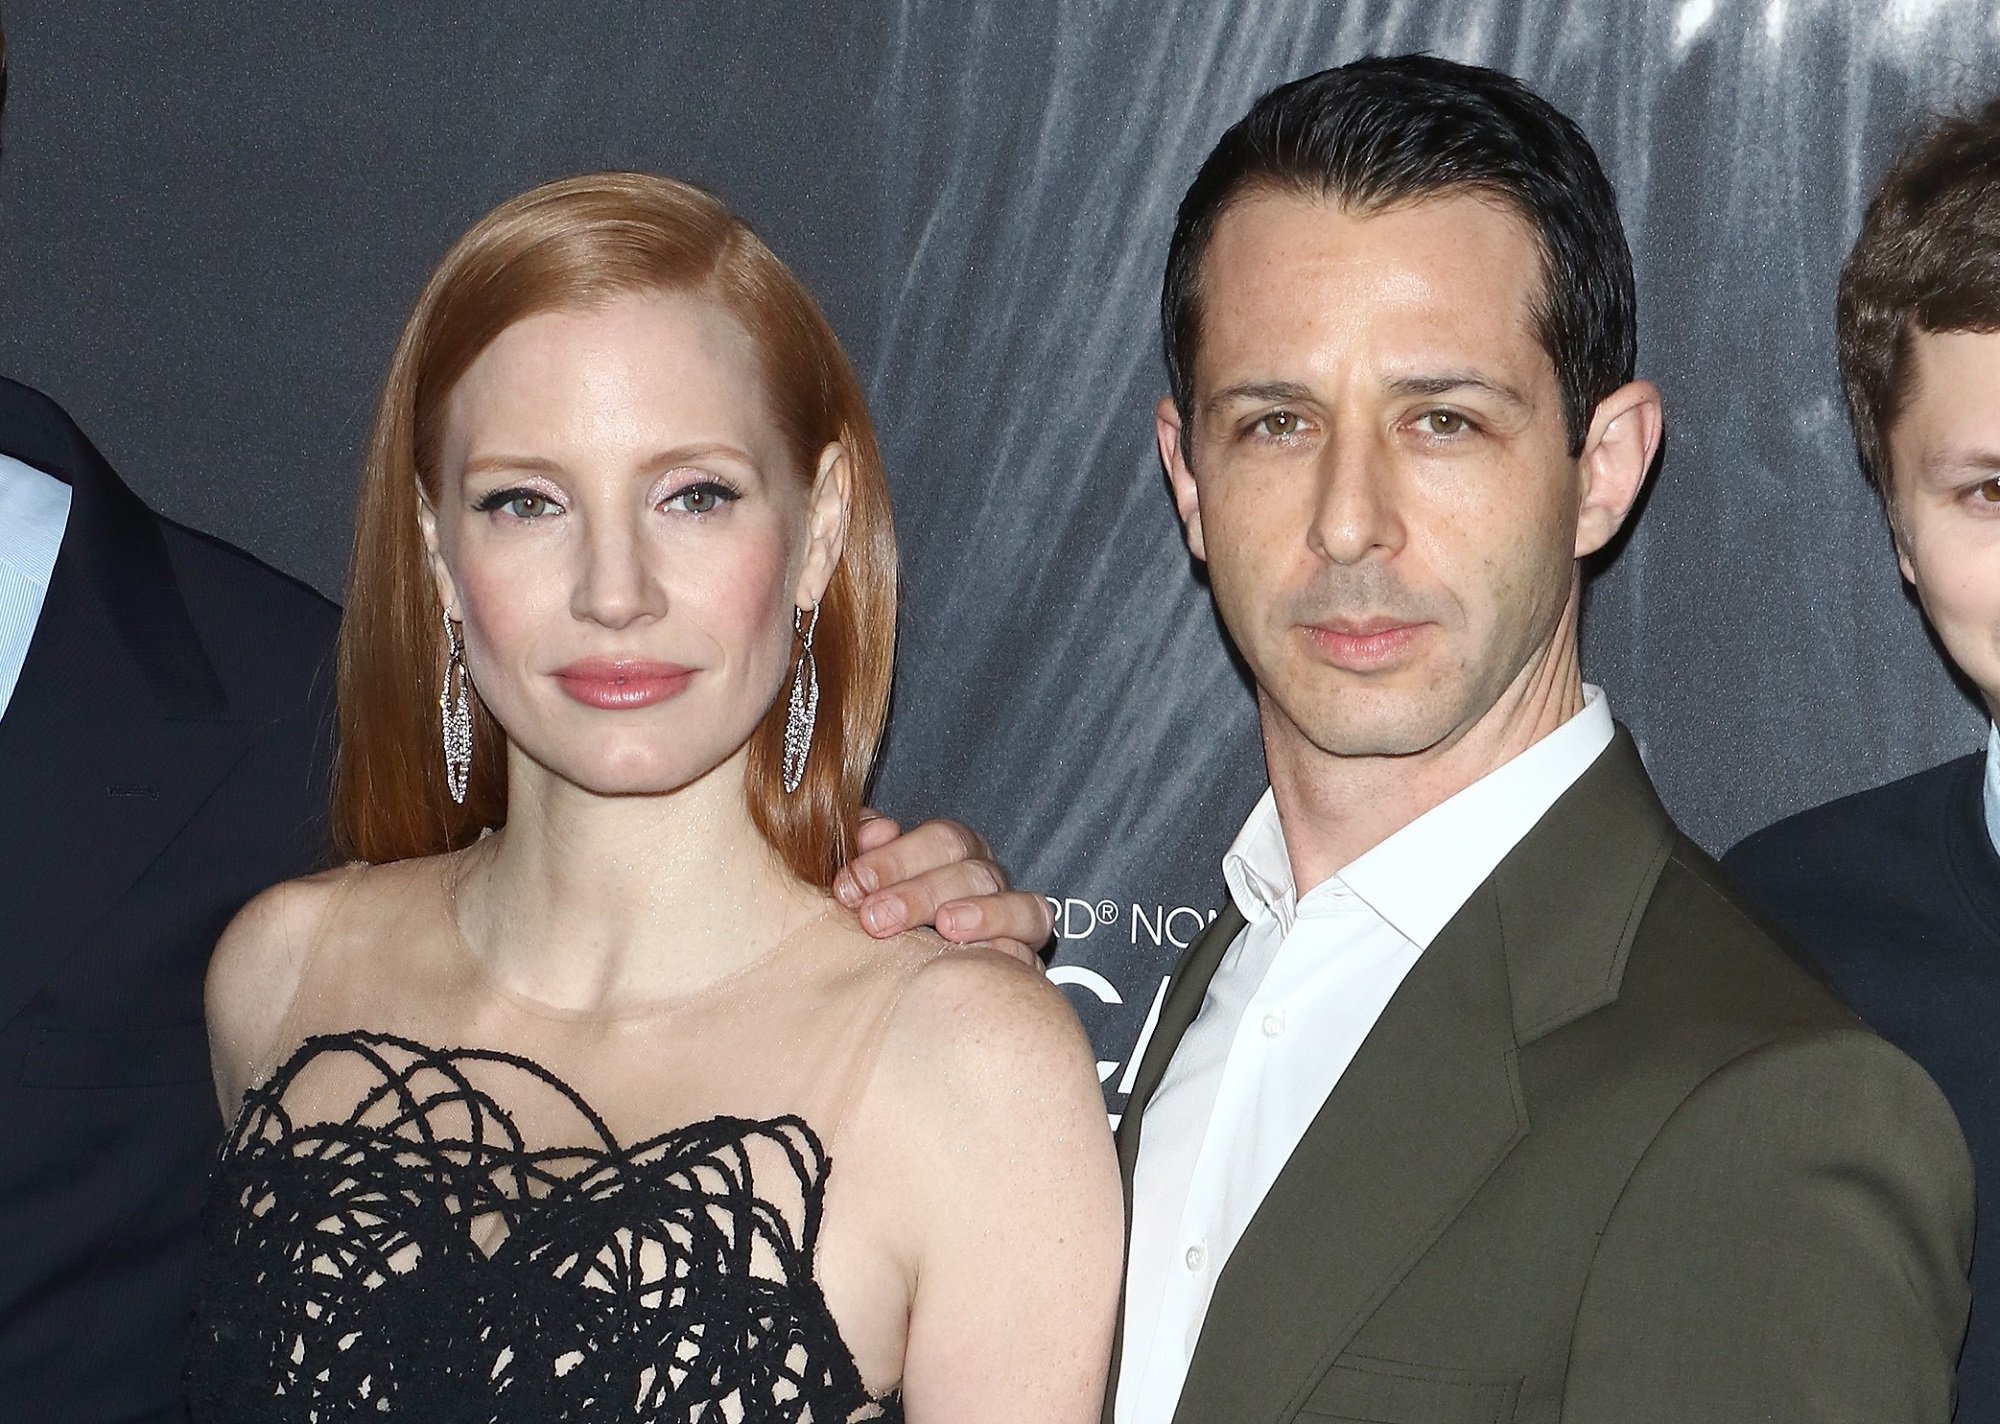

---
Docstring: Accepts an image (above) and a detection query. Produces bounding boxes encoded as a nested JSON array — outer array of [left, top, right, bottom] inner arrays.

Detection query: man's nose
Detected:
[[570, 516, 668, 627], [1306, 429, 1405, 565]]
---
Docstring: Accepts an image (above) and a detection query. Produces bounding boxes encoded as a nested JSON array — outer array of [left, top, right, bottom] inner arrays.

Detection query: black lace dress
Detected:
[[188, 1030, 904, 1423]]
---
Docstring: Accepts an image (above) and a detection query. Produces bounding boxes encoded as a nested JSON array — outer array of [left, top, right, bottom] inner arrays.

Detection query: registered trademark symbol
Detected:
[[1096, 900, 1118, 924]]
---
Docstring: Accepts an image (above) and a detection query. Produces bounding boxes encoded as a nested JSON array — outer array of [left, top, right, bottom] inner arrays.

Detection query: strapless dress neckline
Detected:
[[187, 1030, 902, 1423]]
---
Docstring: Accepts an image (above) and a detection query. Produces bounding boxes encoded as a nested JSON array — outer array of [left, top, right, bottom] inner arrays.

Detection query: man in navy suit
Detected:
[[0, 378, 341, 1424], [1725, 98, 2000, 1417]]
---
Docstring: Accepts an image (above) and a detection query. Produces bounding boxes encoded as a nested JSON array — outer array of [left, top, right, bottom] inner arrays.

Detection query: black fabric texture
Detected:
[[188, 1031, 901, 1424]]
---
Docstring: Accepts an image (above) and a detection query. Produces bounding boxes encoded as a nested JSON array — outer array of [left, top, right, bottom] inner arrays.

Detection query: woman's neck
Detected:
[[453, 744, 825, 1012]]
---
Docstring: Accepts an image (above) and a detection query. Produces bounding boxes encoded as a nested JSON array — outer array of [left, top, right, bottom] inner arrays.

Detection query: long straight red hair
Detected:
[[333, 173, 897, 887]]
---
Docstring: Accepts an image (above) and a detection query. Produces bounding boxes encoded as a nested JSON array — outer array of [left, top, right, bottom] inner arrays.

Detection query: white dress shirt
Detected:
[[1115, 686, 1616, 1424], [0, 452, 71, 722]]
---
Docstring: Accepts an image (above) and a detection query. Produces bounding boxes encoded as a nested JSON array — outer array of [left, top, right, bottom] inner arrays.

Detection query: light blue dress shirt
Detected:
[[0, 451, 72, 721], [1982, 723, 2000, 858]]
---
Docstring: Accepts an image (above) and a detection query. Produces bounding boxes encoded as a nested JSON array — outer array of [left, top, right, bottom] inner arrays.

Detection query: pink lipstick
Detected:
[[553, 660, 695, 709]]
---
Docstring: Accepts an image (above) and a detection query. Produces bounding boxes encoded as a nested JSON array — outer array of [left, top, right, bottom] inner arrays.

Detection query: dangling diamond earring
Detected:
[[782, 603, 821, 794], [439, 611, 473, 805]]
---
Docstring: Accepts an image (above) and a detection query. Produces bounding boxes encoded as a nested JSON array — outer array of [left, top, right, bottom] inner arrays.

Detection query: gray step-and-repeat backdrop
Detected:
[[1, 3, 1993, 1114]]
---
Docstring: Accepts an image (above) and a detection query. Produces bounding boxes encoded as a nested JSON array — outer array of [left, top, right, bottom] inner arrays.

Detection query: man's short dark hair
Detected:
[[1161, 54, 1636, 456], [1837, 97, 2000, 502]]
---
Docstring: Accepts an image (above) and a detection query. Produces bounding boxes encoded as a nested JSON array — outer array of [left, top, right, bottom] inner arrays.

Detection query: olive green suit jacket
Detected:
[[1107, 731, 1974, 1424]]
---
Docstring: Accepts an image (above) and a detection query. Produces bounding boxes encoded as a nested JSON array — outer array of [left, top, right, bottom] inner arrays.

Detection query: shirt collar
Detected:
[[1222, 787, 1297, 931], [0, 452, 71, 587], [1223, 685, 1617, 947]]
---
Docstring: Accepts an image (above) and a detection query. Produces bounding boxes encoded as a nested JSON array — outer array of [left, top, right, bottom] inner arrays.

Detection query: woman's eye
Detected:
[[473, 488, 560, 519], [1417, 409, 1470, 438], [664, 482, 738, 515], [1255, 410, 1305, 439], [1976, 478, 2000, 505]]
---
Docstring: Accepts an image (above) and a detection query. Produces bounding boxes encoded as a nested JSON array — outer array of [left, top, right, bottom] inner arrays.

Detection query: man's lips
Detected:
[[553, 660, 696, 709], [1300, 620, 1426, 669]]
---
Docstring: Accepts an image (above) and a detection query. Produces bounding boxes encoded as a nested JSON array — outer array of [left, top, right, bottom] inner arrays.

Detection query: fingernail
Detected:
[[834, 870, 860, 906], [862, 895, 904, 934], [853, 865, 880, 894], [938, 905, 969, 938]]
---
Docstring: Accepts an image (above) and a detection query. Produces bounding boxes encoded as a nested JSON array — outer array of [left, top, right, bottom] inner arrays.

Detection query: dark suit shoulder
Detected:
[[1716, 755, 2000, 1015], [1722, 755, 1976, 905], [156, 515, 339, 708]]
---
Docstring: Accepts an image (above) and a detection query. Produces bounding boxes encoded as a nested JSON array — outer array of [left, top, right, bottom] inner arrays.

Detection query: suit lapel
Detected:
[[0, 383, 249, 1026], [1116, 905, 1247, 1182], [1101, 905, 1246, 1423], [1151, 730, 1673, 1424], [1171, 884, 1526, 1424]]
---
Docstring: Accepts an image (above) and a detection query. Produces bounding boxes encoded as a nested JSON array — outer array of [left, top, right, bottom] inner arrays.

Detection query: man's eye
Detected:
[[1417, 409, 1470, 438], [664, 482, 738, 515], [1255, 410, 1305, 439], [1976, 478, 2000, 505]]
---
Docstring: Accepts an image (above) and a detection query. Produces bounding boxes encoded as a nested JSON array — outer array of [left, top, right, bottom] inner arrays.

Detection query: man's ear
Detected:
[[1158, 395, 1207, 563], [1885, 499, 1920, 585], [418, 493, 461, 619], [797, 441, 853, 607], [1574, 379, 1664, 559]]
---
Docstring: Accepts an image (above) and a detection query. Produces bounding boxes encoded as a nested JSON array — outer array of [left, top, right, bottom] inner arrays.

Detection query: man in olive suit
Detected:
[[1108, 55, 1972, 1423]]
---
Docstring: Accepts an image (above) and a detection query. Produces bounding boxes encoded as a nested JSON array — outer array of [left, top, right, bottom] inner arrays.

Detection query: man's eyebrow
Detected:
[[1201, 373, 1533, 417], [1929, 448, 2000, 478], [1384, 371, 1532, 409], [1202, 381, 1316, 416]]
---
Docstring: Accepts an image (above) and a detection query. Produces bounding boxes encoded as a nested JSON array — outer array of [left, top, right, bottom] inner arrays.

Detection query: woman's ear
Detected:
[[797, 441, 852, 607], [417, 492, 461, 619]]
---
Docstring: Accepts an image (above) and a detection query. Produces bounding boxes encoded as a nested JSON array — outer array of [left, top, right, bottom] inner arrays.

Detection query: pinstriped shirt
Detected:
[[0, 452, 71, 721]]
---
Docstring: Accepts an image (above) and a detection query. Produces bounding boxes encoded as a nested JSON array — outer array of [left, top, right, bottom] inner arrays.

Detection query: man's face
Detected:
[[1162, 190, 1621, 763], [1886, 329, 2000, 718]]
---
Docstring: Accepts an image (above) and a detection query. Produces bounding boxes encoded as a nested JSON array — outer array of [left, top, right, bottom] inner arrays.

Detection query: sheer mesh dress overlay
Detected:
[[189, 865, 923, 1423]]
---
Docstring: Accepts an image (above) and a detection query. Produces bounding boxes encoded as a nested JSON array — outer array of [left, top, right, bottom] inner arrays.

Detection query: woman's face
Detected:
[[420, 289, 848, 798]]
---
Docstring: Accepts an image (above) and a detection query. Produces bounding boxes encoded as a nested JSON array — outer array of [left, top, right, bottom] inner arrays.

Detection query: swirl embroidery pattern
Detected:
[[189, 1032, 900, 1423]]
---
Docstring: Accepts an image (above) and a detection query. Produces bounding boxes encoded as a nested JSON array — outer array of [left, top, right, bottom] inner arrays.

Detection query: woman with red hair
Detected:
[[187, 173, 1120, 1423]]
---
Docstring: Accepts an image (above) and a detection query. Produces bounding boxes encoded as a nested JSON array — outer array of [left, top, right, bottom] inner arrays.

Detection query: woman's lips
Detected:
[[553, 660, 696, 709], [1301, 621, 1425, 670]]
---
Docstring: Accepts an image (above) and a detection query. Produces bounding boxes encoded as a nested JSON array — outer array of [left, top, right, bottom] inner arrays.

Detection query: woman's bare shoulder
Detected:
[[878, 944, 1105, 1113], [207, 866, 356, 995], [861, 946, 1123, 1420], [204, 856, 444, 1105]]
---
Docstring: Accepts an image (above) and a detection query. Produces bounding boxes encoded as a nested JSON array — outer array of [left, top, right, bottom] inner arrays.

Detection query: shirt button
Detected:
[[1261, 1012, 1286, 1038], [1184, 1244, 1206, 1272]]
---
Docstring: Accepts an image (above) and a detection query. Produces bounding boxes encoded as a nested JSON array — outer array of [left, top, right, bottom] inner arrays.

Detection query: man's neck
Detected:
[[1265, 631, 1587, 896]]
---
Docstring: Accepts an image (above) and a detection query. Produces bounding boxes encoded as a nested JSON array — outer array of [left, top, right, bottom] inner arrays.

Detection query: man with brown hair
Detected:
[[1726, 96, 2000, 1417]]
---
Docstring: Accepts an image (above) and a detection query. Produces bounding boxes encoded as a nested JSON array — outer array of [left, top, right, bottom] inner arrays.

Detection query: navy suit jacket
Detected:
[[0, 378, 338, 1423]]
